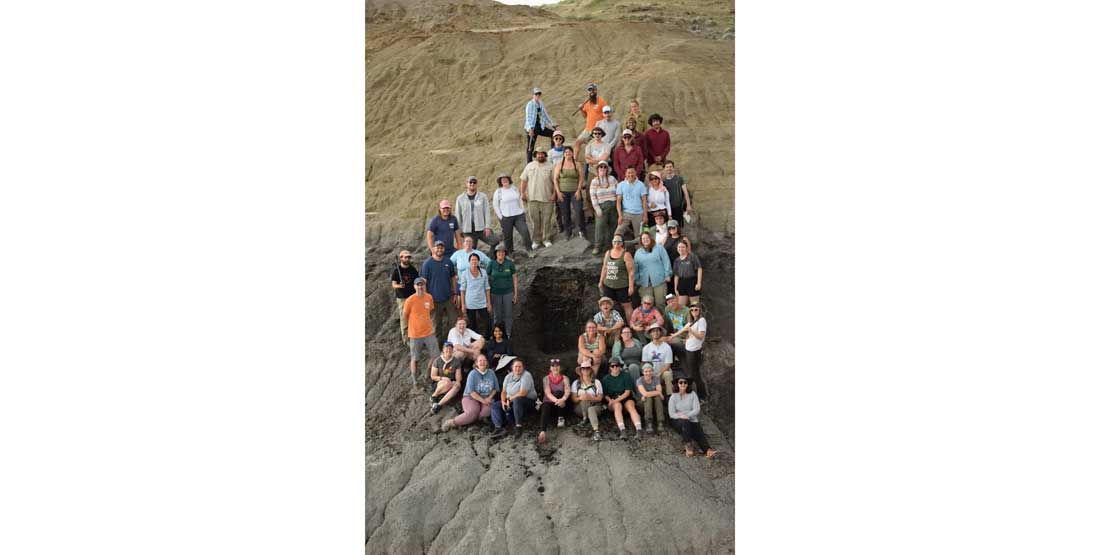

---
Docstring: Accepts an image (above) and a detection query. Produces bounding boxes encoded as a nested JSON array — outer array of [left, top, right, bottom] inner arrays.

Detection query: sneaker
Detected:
[[656, 423, 665, 435], [618, 428, 627, 441], [557, 417, 565, 428], [543, 240, 553, 248], [430, 402, 440, 415], [441, 419, 454, 432], [592, 431, 601, 442], [645, 424, 654, 434], [590, 248, 600, 255], [531, 243, 538, 250], [634, 428, 642, 440], [490, 427, 506, 439], [514, 426, 523, 438]]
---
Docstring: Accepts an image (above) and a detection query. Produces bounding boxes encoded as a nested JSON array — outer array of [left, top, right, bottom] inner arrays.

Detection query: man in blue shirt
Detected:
[[420, 241, 459, 344], [425, 200, 460, 257], [524, 88, 558, 163], [614, 166, 648, 243]]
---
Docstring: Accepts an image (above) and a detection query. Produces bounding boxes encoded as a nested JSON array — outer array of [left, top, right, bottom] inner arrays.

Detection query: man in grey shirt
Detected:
[[596, 105, 622, 151]]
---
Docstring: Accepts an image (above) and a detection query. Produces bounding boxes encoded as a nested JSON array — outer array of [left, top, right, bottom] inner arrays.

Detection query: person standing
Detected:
[[599, 235, 636, 320], [641, 114, 671, 169], [425, 200, 460, 257], [449, 236, 490, 276], [420, 241, 459, 345], [571, 82, 608, 157], [454, 176, 498, 251], [588, 161, 619, 256], [661, 160, 693, 228], [492, 174, 532, 254], [458, 252, 492, 338], [519, 149, 556, 248], [390, 250, 418, 342], [487, 244, 518, 338], [671, 301, 708, 400], [614, 167, 648, 242], [672, 239, 703, 306], [663, 219, 688, 262], [403, 277, 439, 386], [645, 171, 671, 226], [548, 129, 567, 167], [633, 232, 672, 311], [612, 129, 645, 183], [524, 88, 557, 163], [595, 105, 622, 152], [626, 98, 649, 134], [552, 146, 586, 241]]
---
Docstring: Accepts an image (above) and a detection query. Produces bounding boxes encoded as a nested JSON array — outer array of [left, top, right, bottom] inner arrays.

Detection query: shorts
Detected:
[[600, 284, 630, 304], [577, 129, 593, 143], [675, 276, 698, 296], [409, 336, 440, 359]]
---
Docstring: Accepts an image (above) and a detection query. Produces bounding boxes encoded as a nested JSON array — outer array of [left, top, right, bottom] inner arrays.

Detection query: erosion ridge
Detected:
[[366, 1, 734, 553]]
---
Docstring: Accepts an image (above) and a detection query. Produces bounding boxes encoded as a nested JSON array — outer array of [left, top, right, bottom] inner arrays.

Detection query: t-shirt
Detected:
[[641, 341, 673, 368], [459, 268, 490, 310], [616, 179, 647, 215], [636, 376, 661, 393], [464, 369, 498, 399], [593, 309, 623, 328], [685, 317, 707, 352], [487, 259, 517, 295], [447, 327, 483, 351], [596, 119, 622, 149], [664, 175, 686, 209], [548, 146, 566, 167], [571, 379, 603, 399], [664, 235, 686, 262], [601, 371, 635, 399], [630, 306, 664, 330], [450, 248, 490, 275], [431, 355, 460, 380], [427, 215, 460, 256], [391, 265, 418, 299], [673, 253, 703, 279], [665, 305, 690, 332], [419, 257, 456, 303], [585, 141, 610, 164], [580, 96, 608, 131], [520, 160, 555, 203], [403, 294, 435, 339], [502, 370, 537, 400]]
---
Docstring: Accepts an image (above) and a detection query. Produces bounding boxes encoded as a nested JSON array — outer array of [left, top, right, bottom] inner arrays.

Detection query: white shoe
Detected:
[[543, 240, 553, 248], [531, 243, 538, 250]]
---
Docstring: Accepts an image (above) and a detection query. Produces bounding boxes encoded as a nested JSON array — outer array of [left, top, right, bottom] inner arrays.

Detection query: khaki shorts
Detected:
[[577, 129, 593, 143]]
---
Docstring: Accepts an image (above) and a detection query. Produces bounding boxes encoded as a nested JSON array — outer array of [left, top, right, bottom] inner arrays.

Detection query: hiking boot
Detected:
[[618, 428, 628, 441], [557, 417, 565, 428], [645, 424, 654, 434], [543, 240, 553, 248], [656, 422, 665, 435], [430, 402, 440, 415], [592, 431, 602, 442]]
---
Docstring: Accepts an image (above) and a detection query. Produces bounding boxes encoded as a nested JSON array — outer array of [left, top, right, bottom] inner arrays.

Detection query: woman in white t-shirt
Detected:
[[447, 316, 485, 368], [671, 301, 708, 400]]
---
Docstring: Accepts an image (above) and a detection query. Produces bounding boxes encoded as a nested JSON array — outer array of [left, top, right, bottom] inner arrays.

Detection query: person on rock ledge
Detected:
[[519, 148, 556, 249], [524, 87, 558, 163], [441, 354, 498, 432], [425, 200, 460, 257], [602, 357, 643, 441], [420, 240, 458, 345], [428, 341, 462, 416], [576, 320, 607, 369], [592, 295, 625, 348], [571, 360, 605, 442], [491, 358, 537, 439], [453, 175, 499, 251], [403, 277, 439, 387], [537, 358, 572, 445], [390, 250, 418, 343], [446, 316, 485, 370], [668, 375, 717, 458]]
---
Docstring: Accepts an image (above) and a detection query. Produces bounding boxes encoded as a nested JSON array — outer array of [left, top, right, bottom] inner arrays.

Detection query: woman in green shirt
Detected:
[[487, 244, 518, 338], [552, 146, 586, 240]]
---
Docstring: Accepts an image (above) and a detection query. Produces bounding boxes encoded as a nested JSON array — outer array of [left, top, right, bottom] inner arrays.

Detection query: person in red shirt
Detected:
[[612, 129, 646, 180], [641, 113, 671, 169]]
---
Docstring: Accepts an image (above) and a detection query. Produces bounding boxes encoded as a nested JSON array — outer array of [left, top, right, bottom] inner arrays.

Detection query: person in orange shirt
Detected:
[[571, 82, 608, 159], [404, 277, 440, 386]]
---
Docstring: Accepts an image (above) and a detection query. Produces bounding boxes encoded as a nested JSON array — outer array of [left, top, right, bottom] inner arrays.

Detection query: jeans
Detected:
[[594, 201, 617, 253], [670, 419, 711, 451], [491, 397, 536, 428], [490, 292, 514, 337], [685, 349, 707, 400], [558, 190, 586, 237], [526, 124, 555, 163], [499, 213, 532, 253], [539, 398, 572, 431], [465, 307, 490, 338]]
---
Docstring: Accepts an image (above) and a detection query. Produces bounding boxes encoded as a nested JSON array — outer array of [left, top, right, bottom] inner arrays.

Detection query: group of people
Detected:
[[386, 83, 717, 458]]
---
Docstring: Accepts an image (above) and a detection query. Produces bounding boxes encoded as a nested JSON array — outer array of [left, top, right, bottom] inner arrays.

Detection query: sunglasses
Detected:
[[592, 132, 604, 136], [677, 381, 688, 385], [468, 180, 478, 184], [550, 358, 560, 364], [553, 136, 564, 140]]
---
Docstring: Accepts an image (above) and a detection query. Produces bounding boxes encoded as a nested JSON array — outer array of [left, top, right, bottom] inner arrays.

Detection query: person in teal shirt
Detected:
[[487, 244, 518, 337]]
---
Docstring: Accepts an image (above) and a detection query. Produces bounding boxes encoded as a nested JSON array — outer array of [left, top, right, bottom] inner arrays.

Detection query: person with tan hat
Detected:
[[592, 295, 625, 347], [645, 170, 671, 227], [570, 359, 605, 442], [524, 87, 558, 163]]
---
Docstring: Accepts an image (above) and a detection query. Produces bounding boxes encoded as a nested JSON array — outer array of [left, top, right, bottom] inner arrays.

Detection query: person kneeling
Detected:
[[492, 358, 537, 439], [603, 357, 643, 440]]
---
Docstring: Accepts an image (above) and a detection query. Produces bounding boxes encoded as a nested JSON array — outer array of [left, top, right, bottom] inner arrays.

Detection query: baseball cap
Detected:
[[602, 106, 612, 113], [579, 359, 593, 368], [622, 129, 633, 136], [586, 82, 597, 90], [665, 293, 675, 300], [433, 240, 445, 246], [438, 200, 451, 209], [414, 277, 427, 284], [442, 340, 454, 347], [532, 87, 542, 94], [466, 175, 477, 183], [667, 219, 679, 228]]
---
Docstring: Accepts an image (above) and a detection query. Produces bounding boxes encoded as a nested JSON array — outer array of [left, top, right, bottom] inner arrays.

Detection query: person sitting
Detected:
[[593, 296, 625, 347], [484, 323, 513, 381], [446, 316, 485, 369], [641, 322, 674, 393], [602, 358, 643, 440], [537, 359, 572, 444], [577, 320, 607, 368], [491, 358, 537, 439], [629, 295, 666, 344], [667, 375, 717, 457], [441, 354, 498, 432], [611, 326, 644, 382], [571, 360, 604, 442], [635, 362, 666, 434], [428, 341, 463, 415]]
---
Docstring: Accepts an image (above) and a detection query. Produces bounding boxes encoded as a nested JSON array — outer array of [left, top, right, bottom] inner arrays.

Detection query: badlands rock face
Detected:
[[366, 1, 734, 553]]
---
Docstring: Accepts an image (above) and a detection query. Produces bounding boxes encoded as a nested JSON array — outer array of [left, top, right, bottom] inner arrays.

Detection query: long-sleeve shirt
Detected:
[[493, 186, 525, 218], [633, 246, 672, 287], [646, 186, 671, 213], [642, 128, 671, 162], [612, 145, 646, 181], [590, 176, 619, 207], [524, 99, 554, 131], [454, 191, 492, 233], [458, 268, 490, 309], [668, 391, 701, 422]]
